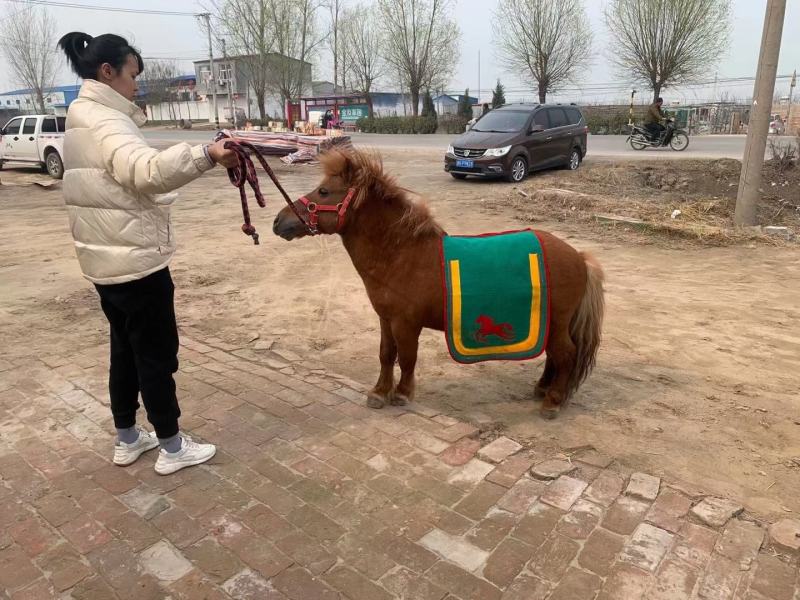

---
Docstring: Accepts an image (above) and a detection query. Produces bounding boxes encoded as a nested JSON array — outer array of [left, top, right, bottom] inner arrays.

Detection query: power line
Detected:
[[142, 53, 208, 61], [446, 74, 796, 96], [0, 0, 201, 16]]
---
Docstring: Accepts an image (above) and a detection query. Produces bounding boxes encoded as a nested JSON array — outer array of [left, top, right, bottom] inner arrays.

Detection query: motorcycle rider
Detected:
[[645, 97, 666, 142]]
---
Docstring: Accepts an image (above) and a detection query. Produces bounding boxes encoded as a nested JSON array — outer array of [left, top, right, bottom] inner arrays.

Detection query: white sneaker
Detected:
[[154, 435, 216, 475], [113, 426, 159, 466]]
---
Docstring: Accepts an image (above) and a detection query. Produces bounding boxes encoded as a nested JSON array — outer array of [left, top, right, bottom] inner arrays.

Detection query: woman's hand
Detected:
[[207, 140, 239, 169]]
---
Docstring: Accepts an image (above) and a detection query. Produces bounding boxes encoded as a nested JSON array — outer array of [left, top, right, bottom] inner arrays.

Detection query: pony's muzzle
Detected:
[[273, 208, 304, 240]]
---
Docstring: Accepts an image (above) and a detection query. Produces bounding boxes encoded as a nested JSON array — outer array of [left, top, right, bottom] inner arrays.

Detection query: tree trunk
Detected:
[[366, 92, 374, 118], [333, 29, 338, 91], [652, 83, 662, 103], [36, 90, 46, 114], [410, 87, 420, 116], [256, 90, 267, 121], [538, 81, 547, 104], [298, 0, 309, 98]]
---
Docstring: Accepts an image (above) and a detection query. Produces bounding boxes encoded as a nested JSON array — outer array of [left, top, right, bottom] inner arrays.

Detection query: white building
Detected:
[[193, 53, 313, 122]]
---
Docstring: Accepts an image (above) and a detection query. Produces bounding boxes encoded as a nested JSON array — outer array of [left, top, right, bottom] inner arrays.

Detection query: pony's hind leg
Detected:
[[391, 320, 422, 405], [540, 331, 577, 419], [534, 356, 555, 398], [368, 318, 397, 409]]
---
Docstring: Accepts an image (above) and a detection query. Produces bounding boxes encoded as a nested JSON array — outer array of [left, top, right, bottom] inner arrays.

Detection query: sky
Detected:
[[0, 0, 798, 106]]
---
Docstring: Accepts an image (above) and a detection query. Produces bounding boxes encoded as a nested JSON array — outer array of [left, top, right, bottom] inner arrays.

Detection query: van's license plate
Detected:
[[456, 159, 474, 168]]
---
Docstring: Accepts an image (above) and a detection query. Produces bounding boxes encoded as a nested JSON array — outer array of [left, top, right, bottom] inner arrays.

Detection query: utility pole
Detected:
[[221, 38, 235, 127], [712, 71, 718, 101], [477, 50, 481, 105], [199, 12, 218, 127], [787, 69, 796, 132], [628, 89, 637, 126], [734, 0, 786, 227]]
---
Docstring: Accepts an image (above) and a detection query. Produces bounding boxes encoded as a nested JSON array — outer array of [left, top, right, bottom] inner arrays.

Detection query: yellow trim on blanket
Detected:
[[450, 254, 542, 356]]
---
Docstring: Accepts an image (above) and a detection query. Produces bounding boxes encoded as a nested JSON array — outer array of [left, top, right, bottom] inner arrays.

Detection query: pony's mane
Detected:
[[320, 149, 444, 238]]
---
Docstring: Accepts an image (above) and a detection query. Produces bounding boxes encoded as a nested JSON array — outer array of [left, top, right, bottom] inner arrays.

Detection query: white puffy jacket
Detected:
[[63, 79, 214, 284]]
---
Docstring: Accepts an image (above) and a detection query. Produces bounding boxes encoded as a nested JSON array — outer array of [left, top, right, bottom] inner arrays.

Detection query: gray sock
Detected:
[[159, 433, 182, 454], [117, 426, 139, 445]]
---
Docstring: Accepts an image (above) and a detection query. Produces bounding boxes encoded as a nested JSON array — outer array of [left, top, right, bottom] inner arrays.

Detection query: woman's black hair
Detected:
[[58, 32, 144, 80]]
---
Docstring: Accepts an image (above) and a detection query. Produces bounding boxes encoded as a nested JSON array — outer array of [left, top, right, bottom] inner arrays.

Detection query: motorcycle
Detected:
[[627, 119, 690, 151]]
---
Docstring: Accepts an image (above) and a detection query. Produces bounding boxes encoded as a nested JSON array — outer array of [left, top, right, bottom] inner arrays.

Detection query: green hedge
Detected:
[[356, 116, 438, 134]]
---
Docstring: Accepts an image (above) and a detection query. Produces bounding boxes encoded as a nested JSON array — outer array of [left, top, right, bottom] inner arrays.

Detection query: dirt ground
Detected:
[[497, 157, 800, 244], [1, 149, 799, 522]]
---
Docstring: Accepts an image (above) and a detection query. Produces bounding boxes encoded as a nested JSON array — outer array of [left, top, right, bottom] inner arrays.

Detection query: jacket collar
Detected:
[[79, 79, 147, 126]]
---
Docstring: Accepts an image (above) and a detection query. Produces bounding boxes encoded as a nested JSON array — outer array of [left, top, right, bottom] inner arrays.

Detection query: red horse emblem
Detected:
[[474, 315, 515, 344]]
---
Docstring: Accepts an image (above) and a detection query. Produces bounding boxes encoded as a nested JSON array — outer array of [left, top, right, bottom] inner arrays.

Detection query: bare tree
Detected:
[[378, 0, 460, 116], [266, 0, 326, 116], [139, 60, 184, 121], [605, 0, 732, 102], [215, 0, 274, 120], [342, 4, 384, 116], [493, 0, 592, 104], [327, 0, 343, 91], [1, 5, 58, 113]]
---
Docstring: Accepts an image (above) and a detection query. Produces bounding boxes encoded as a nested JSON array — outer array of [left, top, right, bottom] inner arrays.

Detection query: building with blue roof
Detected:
[[0, 84, 81, 115], [433, 94, 479, 115]]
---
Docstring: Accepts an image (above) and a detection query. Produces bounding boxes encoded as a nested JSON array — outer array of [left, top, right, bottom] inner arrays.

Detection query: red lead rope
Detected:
[[218, 136, 312, 244]]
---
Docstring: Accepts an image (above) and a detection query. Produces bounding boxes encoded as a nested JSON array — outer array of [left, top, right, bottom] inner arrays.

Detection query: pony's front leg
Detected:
[[391, 320, 422, 405], [367, 318, 397, 409]]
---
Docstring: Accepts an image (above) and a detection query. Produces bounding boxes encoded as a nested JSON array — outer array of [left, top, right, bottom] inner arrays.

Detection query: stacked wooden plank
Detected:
[[216, 130, 353, 164]]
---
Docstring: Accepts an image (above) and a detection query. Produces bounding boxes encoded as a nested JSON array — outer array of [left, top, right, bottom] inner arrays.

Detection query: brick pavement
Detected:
[[1, 331, 798, 599]]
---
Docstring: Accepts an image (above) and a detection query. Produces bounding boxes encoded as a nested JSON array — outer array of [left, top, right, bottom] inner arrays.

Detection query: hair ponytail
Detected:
[[58, 32, 94, 78], [58, 32, 144, 80]]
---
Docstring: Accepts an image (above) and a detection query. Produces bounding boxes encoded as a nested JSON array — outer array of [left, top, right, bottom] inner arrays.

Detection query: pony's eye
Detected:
[[319, 188, 329, 196]]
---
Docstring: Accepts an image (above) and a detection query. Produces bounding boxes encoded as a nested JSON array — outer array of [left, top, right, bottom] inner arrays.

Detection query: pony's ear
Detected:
[[319, 149, 355, 181]]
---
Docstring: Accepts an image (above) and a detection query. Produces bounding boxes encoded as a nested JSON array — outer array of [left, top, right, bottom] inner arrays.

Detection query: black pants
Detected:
[[646, 122, 665, 141], [95, 267, 181, 439]]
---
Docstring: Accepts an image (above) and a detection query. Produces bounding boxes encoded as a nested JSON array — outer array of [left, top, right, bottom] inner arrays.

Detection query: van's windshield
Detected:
[[471, 111, 530, 133]]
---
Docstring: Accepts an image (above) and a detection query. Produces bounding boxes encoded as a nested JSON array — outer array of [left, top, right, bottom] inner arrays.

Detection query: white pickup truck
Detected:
[[0, 114, 65, 179]]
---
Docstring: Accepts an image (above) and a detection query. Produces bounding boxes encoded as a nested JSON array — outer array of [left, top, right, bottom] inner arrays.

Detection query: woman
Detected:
[[59, 32, 238, 475]]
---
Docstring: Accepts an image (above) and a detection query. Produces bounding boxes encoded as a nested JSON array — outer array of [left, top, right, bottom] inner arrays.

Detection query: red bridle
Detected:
[[297, 188, 357, 235], [217, 133, 355, 241], [221, 136, 315, 243]]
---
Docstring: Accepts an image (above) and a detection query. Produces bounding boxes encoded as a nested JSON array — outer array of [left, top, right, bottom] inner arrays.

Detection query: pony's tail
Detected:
[[568, 252, 605, 397]]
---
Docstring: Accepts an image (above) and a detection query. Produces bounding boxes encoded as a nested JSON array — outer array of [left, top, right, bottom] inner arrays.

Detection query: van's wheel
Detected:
[[450, 173, 467, 180], [45, 151, 64, 179], [565, 148, 582, 170], [506, 156, 527, 183]]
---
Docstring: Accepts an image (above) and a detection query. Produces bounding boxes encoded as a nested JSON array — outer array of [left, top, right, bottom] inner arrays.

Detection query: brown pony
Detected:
[[273, 149, 604, 418]]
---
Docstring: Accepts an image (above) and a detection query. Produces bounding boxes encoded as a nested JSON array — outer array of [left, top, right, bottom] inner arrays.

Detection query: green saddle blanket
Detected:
[[441, 230, 550, 363]]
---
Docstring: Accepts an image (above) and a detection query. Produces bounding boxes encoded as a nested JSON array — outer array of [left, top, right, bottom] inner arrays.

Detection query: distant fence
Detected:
[[578, 102, 762, 135], [580, 105, 646, 135]]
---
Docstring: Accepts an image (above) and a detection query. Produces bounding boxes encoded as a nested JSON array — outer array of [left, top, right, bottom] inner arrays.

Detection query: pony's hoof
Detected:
[[539, 407, 558, 420], [390, 393, 409, 406], [367, 393, 386, 409]]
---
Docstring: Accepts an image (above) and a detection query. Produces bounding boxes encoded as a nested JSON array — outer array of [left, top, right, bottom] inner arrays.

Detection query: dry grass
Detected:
[[498, 158, 800, 246]]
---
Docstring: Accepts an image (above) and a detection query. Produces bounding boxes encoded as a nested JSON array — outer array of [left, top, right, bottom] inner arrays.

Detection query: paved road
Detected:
[[143, 129, 795, 160], [1, 328, 796, 598]]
